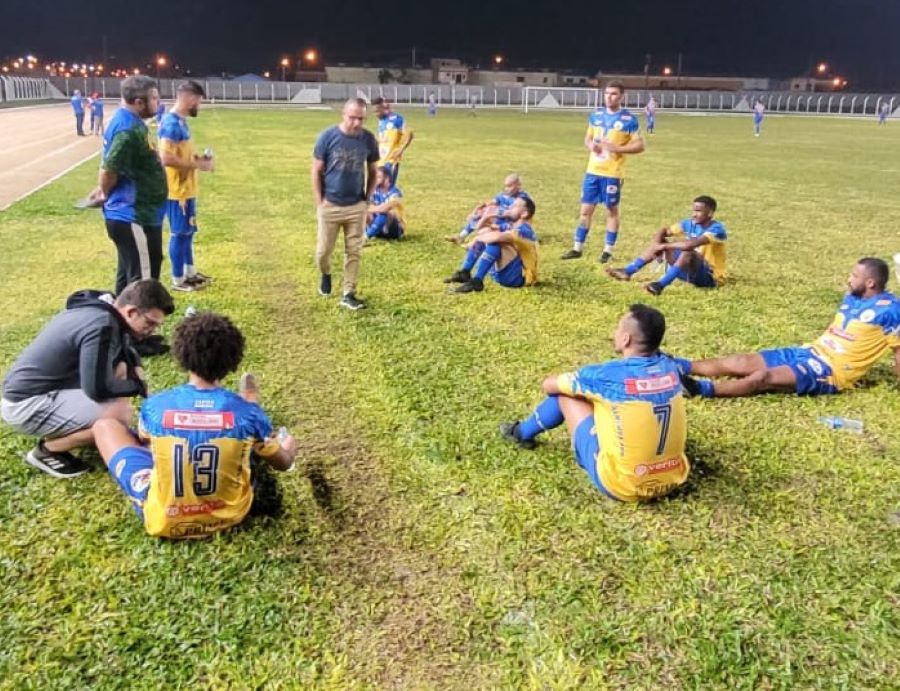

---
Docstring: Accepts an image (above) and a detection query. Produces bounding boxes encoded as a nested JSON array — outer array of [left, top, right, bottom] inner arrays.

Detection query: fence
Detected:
[[47, 77, 899, 118], [0, 76, 63, 103]]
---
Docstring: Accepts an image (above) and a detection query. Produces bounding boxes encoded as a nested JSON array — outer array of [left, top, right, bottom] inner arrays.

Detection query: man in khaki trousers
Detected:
[[311, 98, 379, 310]]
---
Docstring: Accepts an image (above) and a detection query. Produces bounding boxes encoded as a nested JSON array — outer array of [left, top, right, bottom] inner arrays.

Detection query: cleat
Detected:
[[598, 251, 613, 263], [443, 269, 471, 284], [605, 267, 631, 281], [339, 293, 366, 310], [453, 278, 484, 293], [644, 281, 663, 296], [560, 249, 583, 260], [498, 422, 537, 450]]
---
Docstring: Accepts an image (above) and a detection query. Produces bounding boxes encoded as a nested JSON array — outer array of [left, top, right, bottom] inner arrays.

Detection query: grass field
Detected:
[[1, 107, 898, 689]]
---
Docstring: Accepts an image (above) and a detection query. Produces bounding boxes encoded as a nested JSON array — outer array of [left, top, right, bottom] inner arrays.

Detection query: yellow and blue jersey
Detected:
[[494, 189, 532, 210], [669, 218, 728, 284], [158, 112, 197, 202], [556, 354, 689, 501], [585, 107, 640, 179], [372, 185, 406, 227], [810, 291, 900, 390], [376, 112, 409, 166], [137, 384, 280, 539], [504, 222, 539, 286]]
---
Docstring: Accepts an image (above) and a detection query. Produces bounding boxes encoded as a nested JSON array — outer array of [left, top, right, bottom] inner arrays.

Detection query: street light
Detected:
[[662, 66, 672, 76], [817, 62, 828, 74], [156, 55, 167, 78], [280, 57, 290, 81], [494, 55, 503, 66], [304, 49, 317, 64]]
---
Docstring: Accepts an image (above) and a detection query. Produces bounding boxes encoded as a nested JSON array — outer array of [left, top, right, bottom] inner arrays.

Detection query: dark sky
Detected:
[[4, 0, 900, 88]]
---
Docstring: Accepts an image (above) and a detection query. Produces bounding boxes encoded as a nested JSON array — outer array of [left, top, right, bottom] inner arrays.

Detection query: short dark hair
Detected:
[[522, 197, 536, 219], [121, 75, 158, 104], [177, 79, 205, 97], [376, 165, 392, 180], [116, 280, 174, 315], [172, 312, 245, 382], [627, 304, 666, 353], [606, 80, 625, 94], [694, 195, 717, 212], [858, 257, 889, 291], [371, 96, 386, 106]]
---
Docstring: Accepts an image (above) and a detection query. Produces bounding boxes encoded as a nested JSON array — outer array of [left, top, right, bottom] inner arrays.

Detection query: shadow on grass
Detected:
[[304, 459, 347, 528]]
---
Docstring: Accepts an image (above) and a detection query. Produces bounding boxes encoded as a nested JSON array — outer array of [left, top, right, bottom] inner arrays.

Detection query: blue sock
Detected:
[[624, 257, 647, 276], [698, 379, 715, 398], [657, 264, 687, 288], [461, 241, 484, 272], [518, 395, 564, 440], [184, 234, 194, 268], [169, 234, 191, 280], [574, 225, 589, 244], [366, 213, 387, 238], [473, 244, 502, 281], [604, 229, 618, 247]]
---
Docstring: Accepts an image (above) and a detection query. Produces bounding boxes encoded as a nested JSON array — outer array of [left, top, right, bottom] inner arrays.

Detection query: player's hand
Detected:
[[87, 186, 106, 204], [195, 156, 214, 172], [444, 234, 463, 244], [651, 242, 669, 254]]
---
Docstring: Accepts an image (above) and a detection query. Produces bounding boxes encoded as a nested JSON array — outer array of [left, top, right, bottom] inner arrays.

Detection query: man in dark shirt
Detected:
[[1, 280, 174, 478], [311, 98, 379, 310], [88, 76, 168, 297]]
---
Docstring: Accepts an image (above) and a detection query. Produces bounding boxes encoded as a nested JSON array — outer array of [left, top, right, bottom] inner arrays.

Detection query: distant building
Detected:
[[789, 77, 844, 92], [431, 58, 469, 84]]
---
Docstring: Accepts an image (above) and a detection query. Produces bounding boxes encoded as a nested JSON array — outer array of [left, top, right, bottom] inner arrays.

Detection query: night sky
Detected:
[[4, 0, 900, 89]]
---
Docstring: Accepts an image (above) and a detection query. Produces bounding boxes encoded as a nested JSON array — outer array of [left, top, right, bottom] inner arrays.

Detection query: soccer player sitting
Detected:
[[679, 258, 900, 399], [365, 166, 406, 240], [444, 198, 539, 293], [499, 304, 690, 502], [92, 311, 298, 539], [446, 173, 532, 244], [606, 195, 726, 296]]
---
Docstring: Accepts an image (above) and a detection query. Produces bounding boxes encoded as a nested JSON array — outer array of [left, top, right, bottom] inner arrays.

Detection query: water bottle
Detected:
[[185, 305, 197, 318], [277, 426, 295, 471], [818, 416, 864, 434], [203, 147, 213, 159]]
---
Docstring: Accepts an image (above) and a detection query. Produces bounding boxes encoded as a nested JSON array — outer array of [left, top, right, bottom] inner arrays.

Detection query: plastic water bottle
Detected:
[[818, 416, 864, 434], [185, 305, 197, 318], [277, 426, 295, 472]]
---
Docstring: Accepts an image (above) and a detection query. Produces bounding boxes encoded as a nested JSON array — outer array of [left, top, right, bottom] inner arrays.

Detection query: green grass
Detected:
[[1, 108, 899, 689]]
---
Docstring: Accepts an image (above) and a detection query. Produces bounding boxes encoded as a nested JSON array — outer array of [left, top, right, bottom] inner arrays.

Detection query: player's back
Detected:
[[138, 384, 279, 538], [509, 222, 539, 285], [564, 354, 689, 500]]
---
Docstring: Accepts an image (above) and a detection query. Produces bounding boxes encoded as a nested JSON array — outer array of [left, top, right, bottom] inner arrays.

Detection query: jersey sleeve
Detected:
[[669, 220, 687, 237], [556, 366, 608, 403], [703, 222, 727, 244], [878, 304, 900, 346], [157, 116, 183, 143]]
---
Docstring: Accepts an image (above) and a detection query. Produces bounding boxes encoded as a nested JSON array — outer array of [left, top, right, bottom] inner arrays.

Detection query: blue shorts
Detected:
[[670, 250, 718, 288], [760, 347, 838, 396], [166, 198, 197, 235], [581, 174, 622, 208], [491, 256, 526, 288], [374, 216, 405, 239], [573, 417, 619, 500], [107, 446, 154, 521]]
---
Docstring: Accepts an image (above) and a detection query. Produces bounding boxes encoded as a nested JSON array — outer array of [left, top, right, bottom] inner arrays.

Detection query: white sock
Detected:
[[184, 265, 197, 278], [603, 244, 614, 254], [573, 242, 584, 252]]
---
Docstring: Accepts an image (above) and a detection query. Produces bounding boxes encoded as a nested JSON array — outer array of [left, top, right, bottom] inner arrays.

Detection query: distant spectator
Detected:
[[71, 90, 87, 136]]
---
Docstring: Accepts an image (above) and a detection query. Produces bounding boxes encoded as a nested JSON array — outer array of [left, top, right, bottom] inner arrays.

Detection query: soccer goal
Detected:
[[523, 86, 602, 112]]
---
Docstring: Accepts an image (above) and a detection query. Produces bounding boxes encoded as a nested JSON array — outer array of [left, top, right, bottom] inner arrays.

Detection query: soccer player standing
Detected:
[[645, 95, 657, 134], [499, 304, 690, 502], [372, 97, 415, 184], [158, 80, 215, 292], [561, 81, 645, 263], [753, 100, 765, 137]]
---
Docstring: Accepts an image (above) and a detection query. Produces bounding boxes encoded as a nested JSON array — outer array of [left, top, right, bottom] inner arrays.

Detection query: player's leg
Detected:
[[365, 212, 388, 239], [689, 352, 768, 378], [444, 239, 485, 283], [315, 203, 341, 296], [93, 418, 153, 522], [500, 393, 593, 448], [701, 365, 797, 398], [105, 220, 135, 295], [598, 180, 623, 263], [606, 236, 666, 281], [453, 236, 506, 293], [645, 248, 700, 295]]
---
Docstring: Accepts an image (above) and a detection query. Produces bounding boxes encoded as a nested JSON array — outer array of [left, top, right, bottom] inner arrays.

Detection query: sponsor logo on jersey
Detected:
[[163, 410, 236, 430], [613, 121, 624, 130], [875, 299, 891, 306], [165, 500, 226, 518], [624, 372, 679, 394], [859, 309, 876, 323], [606, 185, 619, 194], [827, 326, 856, 341], [634, 457, 682, 477], [114, 459, 126, 478], [193, 399, 215, 409]]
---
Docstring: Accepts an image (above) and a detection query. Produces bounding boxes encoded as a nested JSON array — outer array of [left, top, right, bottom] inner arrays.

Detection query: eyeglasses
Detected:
[[140, 311, 164, 331]]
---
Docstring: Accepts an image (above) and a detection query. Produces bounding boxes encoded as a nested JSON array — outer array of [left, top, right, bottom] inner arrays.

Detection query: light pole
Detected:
[[156, 55, 166, 79], [280, 57, 290, 82]]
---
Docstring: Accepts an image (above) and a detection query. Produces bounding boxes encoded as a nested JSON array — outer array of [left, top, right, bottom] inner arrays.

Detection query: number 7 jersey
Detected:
[[138, 384, 281, 538], [556, 354, 689, 501]]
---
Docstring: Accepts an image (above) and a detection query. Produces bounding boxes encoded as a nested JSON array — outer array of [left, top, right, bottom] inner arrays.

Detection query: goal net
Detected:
[[523, 86, 601, 113]]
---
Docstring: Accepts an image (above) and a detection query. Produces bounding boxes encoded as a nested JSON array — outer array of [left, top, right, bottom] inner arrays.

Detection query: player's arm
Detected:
[[604, 133, 645, 155], [159, 139, 212, 172], [663, 235, 710, 252], [468, 229, 512, 247], [395, 128, 415, 160], [365, 161, 378, 199], [311, 158, 325, 206], [652, 226, 671, 244], [368, 196, 397, 214], [266, 434, 298, 472], [90, 131, 134, 202]]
